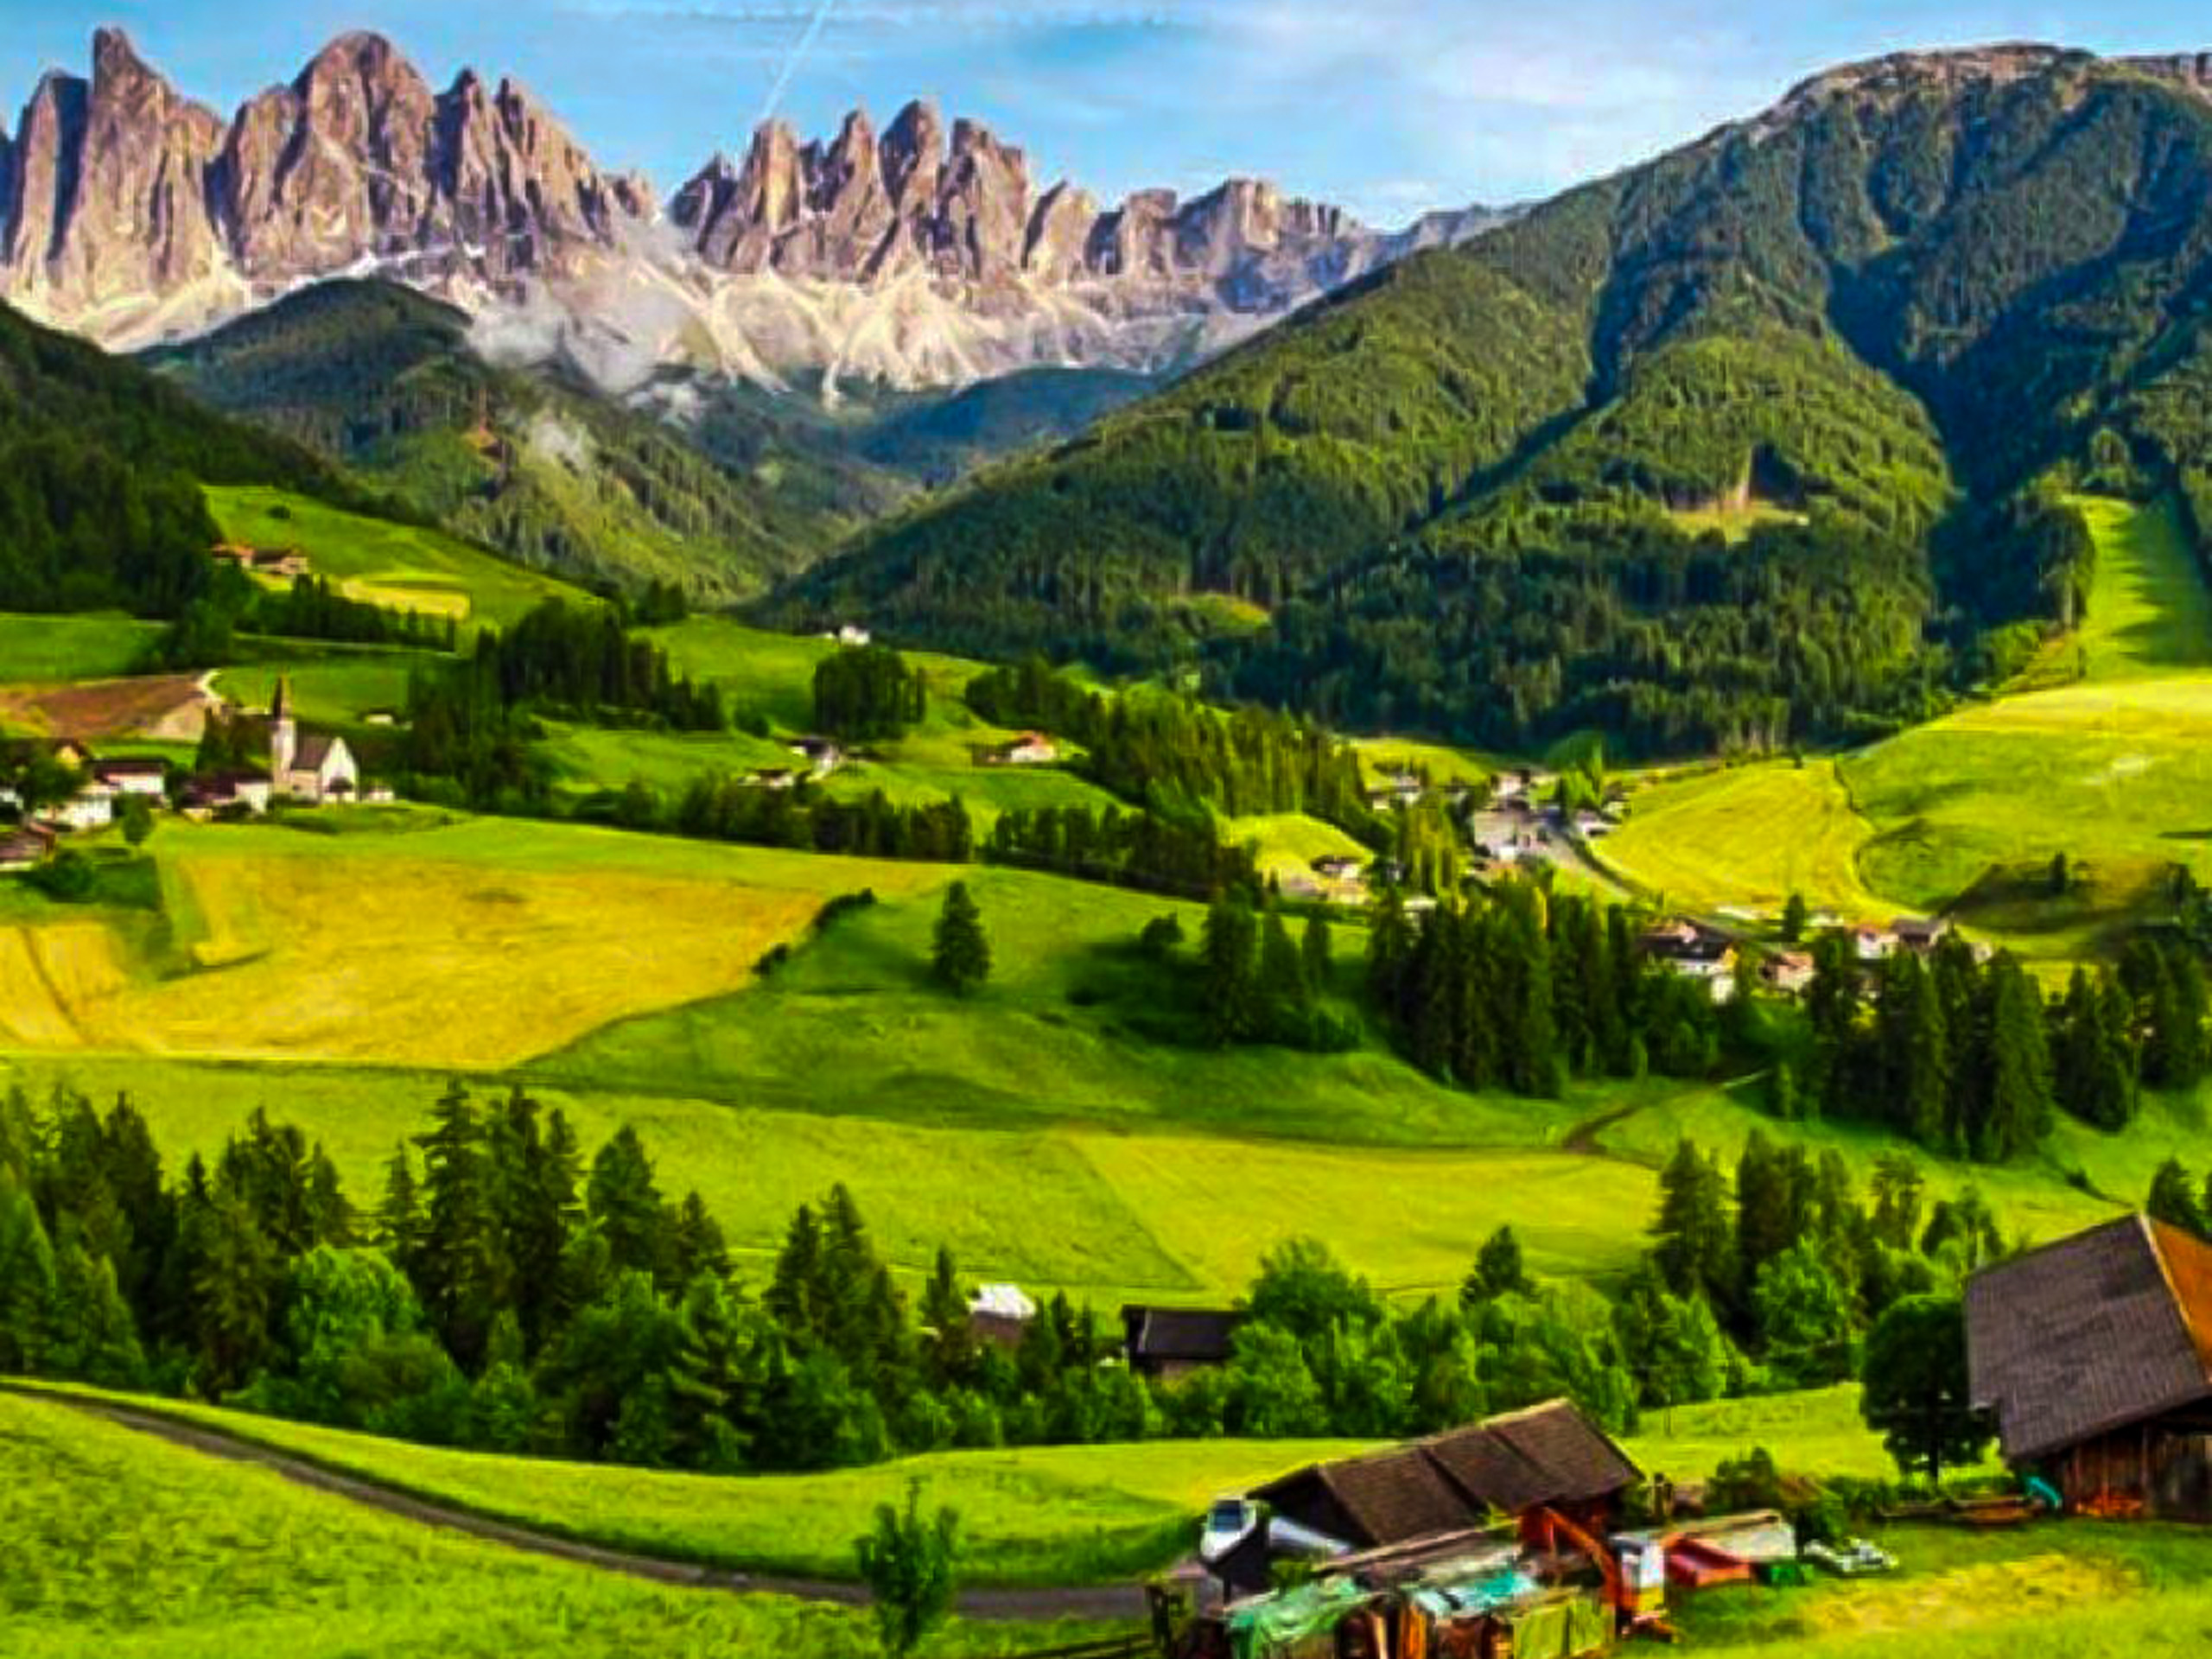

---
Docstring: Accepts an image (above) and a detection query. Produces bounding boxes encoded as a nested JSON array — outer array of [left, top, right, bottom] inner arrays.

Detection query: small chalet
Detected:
[[748, 767, 798, 791], [825, 624, 873, 647], [91, 757, 168, 798], [967, 1284, 1036, 1350], [1122, 1306, 1243, 1380], [1313, 855, 1365, 881], [183, 772, 273, 818], [986, 733, 1059, 767], [212, 543, 309, 580], [1760, 950, 1816, 995], [1967, 1214, 2212, 1520], [1892, 917, 1953, 954], [1851, 925, 1895, 963]]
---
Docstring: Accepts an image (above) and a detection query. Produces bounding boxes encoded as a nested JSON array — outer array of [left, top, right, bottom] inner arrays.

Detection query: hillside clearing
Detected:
[[1602, 761, 1887, 920], [205, 486, 585, 629], [0, 611, 168, 685]]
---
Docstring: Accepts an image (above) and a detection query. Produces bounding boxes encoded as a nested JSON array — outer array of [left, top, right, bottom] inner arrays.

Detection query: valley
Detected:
[[10, 22, 2212, 1659]]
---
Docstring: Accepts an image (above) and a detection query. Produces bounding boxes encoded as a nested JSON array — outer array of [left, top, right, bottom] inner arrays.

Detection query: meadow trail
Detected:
[[0, 1385, 1149, 1625]]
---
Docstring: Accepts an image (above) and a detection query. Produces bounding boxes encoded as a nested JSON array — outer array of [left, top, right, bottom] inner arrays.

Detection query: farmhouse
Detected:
[[1248, 1401, 1643, 1560], [91, 757, 168, 798], [269, 678, 359, 804], [1760, 950, 1816, 995], [182, 772, 273, 817], [966, 1283, 1035, 1349], [211, 543, 309, 580], [1313, 855, 1365, 880], [47, 780, 116, 832], [984, 733, 1058, 766], [747, 767, 799, 791], [1967, 1213, 2212, 1520], [1851, 925, 1895, 963], [1122, 1306, 1243, 1380]]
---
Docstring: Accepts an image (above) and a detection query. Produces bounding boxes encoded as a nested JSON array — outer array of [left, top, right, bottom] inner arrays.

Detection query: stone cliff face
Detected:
[[0, 28, 1501, 389], [2, 28, 646, 340], [669, 102, 1414, 310]]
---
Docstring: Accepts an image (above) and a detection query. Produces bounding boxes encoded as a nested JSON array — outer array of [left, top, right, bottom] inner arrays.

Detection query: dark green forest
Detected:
[[777, 53, 2212, 755]]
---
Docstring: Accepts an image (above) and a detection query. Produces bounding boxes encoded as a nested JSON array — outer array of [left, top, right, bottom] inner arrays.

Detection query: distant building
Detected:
[[183, 772, 273, 818], [748, 768, 798, 791], [91, 758, 168, 798], [985, 733, 1059, 766], [1313, 855, 1365, 880], [828, 625, 873, 647], [1850, 925, 1895, 963], [1122, 1306, 1244, 1381], [269, 677, 359, 804], [1891, 918, 1953, 954], [1761, 950, 1816, 995], [48, 781, 116, 832], [967, 1284, 1036, 1350]]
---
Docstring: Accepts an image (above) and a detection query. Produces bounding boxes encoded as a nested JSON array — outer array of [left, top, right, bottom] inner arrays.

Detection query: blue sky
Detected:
[[6, 2, 2212, 224]]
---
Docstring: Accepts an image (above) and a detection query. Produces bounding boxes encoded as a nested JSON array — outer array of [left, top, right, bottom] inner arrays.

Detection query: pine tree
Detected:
[[373, 1142, 425, 1280], [1733, 1132, 1794, 1309], [1258, 908, 1311, 1043], [194, 1188, 275, 1391], [1200, 893, 1261, 1046], [2148, 1158, 2206, 1238], [414, 1082, 499, 1369], [1977, 962, 2055, 1160], [918, 1246, 977, 1389], [1651, 1141, 1734, 1314], [930, 882, 992, 996], [588, 1126, 669, 1285], [671, 1192, 731, 1286]]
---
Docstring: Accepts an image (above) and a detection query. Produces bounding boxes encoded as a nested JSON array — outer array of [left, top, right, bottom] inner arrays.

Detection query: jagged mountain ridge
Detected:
[[0, 27, 1505, 392], [772, 41, 2212, 754]]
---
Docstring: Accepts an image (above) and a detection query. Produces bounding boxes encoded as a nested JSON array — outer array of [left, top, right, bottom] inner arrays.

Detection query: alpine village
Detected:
[[15, 12, 2212, 1659]]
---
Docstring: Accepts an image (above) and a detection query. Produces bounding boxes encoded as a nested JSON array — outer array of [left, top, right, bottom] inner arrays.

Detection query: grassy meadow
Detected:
[[16, 1380, 1906, 1589], [0, 1390, 1090, 1659], [0, 611, 168, 685], [206, 486, 584, 629]]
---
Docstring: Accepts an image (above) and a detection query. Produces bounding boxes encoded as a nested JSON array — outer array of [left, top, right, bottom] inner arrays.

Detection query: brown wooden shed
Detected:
[[1967, 1213, 2212, 1519]]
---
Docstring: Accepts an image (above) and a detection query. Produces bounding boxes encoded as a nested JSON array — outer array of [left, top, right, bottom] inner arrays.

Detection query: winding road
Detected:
[[3, 1383, 1149, 1625]]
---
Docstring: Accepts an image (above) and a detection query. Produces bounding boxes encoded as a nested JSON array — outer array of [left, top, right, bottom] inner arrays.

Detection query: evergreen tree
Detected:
[[1301, 912, 1333, 995], [194, 1188, 276, 1391], [1199, 893, 1261, 1046], [930, 882, 992, 996], [588, 1126, 670, 1286], [918, 1246, 977, 1389], [1464, 1226, 1533, 1301], [1650, 1141, 1734, 1313], [854, 1483, 963, 1659], [1977, 962, 2055, 1160], [2148, 1158, 2206, 1238], [1780, 893, 1808, 944], [1860, 1294, 1993, 1481], [413, 1083, 499, 1370]]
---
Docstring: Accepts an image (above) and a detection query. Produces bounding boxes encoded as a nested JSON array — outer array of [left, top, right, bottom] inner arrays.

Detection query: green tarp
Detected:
[[1227, 1577, 1375, 1659], [1506, 1595, 1610, 1658]]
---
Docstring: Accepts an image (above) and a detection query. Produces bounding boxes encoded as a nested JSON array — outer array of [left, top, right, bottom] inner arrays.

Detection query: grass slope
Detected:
[[18, 1381, 1906, 1591], [0, 1389, 1081, 1659], [207, 486, 584, 629], [0, 612, 168, 685]]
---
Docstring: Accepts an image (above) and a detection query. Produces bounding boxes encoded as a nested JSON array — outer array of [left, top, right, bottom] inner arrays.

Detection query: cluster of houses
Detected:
[[1634, 912, 1981, 1003], [0, 678, 382, 872]]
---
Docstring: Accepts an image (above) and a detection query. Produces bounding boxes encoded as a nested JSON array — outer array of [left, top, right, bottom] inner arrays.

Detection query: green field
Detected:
[[2068, 494, 2212, 683], [1605, 761, 1890, 921], [1224, 813, 1375, 886], [206, 486, 585, 628], [0, 1389, 1081, 1659], [17, 1381, 1907, 1590], [214, 651, 443, 726], [0, 611, 168, 684]]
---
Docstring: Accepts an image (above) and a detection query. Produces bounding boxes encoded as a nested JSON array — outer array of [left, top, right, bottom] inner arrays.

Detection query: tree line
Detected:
[[966, 658, 1376, 836], [1791, 932, 2206, 1162]]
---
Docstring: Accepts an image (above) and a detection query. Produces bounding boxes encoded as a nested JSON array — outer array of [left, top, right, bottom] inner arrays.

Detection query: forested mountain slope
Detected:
[[0, 296, 380, 617], [779, 46, 2212, 756], [146, 282, 908, 603]]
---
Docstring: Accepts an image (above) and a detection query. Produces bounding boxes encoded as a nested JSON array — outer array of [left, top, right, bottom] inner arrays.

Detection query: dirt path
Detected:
[[3, 1385, 1148, 1625]]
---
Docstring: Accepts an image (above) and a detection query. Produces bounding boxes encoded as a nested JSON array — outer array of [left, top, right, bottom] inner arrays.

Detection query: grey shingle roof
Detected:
[[1966, 1214, 2212, 1462]]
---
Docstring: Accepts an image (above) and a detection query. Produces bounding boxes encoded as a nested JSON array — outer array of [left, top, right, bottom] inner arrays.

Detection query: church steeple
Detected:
[[270, 675, 296, 781]]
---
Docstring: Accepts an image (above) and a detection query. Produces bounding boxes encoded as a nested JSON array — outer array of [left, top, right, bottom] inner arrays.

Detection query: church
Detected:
[[269, 677, 359, 804]]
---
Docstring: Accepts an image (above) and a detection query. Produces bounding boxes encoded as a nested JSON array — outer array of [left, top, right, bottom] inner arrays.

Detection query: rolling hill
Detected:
[[145, 281, 907, 603], [777, 45, 2212, 756]]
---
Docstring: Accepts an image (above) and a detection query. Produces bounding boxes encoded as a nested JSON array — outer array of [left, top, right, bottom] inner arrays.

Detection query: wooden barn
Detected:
[[1967, 1213, 2212, 1520], [1246, 1399, 1643, 1558]]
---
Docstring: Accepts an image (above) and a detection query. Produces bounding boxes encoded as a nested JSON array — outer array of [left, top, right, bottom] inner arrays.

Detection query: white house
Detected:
[[791, 736, 843, 778], [269, 677, 359, 804], [92, 758, 168, 799], [48, 782, 116, 832], [825, 624, 873, 647], [990, 733, 1059, 766]]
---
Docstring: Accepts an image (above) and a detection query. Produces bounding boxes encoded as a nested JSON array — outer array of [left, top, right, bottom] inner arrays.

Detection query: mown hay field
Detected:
[[0, 817, 940, 1069], [1602, 761, 1888, 920], [0, 611, 167, 686], [0, 1390, 1080, 1659]]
